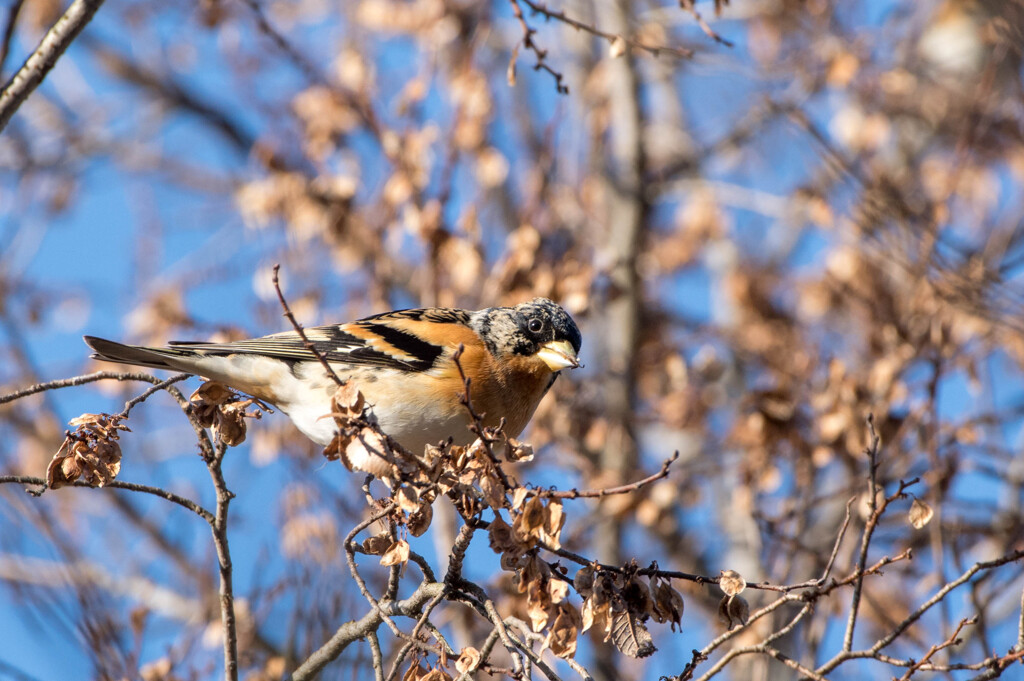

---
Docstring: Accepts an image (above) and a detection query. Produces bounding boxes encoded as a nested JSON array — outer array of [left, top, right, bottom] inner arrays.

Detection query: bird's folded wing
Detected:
[[168, 310, 472, 373]]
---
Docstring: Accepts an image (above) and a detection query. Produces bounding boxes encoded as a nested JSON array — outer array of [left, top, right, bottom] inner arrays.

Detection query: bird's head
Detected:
[[472, 298, 582, 372]]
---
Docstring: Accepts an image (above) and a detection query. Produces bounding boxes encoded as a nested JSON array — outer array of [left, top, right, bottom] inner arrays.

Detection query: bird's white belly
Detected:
[[281, 395, 472, 453], [273, 363, 473, 455]]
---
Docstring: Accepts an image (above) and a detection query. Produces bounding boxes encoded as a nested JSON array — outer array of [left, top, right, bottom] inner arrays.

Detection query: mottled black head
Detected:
[[471, 298, 582, 369]]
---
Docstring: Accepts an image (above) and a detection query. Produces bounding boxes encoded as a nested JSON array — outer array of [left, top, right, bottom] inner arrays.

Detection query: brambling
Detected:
[[84, 298, 582, 457]]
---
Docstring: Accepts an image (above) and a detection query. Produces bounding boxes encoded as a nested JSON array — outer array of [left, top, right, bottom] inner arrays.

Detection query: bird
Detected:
[[84, 298, 582, 460]]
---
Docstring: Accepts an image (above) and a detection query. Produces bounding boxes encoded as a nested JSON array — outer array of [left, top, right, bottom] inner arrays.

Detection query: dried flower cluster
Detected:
[[322, 382, 397, 477], [189, 381, 266, 447], [46, 413, 129, 489]]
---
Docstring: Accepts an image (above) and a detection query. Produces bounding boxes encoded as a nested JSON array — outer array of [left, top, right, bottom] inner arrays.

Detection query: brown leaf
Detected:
[[329, 426, 394, 477], [548, 576, 569, 604], [610, 610, 656, 658], [500, 550, 526, 572], [511, 486, 529, 510], [215, 403, 248, 447], [514, 495, 546, 542], [190, 381, 233, 407], [526, 578, 551, 632], [622, 575, 652, 615], [542, 499, 565, 549], [581, 596, 596, 633], [730, 596, 750, 626]]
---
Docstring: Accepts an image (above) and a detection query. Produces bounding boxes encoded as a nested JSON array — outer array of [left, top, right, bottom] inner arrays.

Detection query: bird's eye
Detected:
[[528, 318, 544, 333]]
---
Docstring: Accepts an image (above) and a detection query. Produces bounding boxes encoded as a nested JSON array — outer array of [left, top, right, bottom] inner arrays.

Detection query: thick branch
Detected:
[[289, 582, 446, 681], [0, 0, 106, 133]]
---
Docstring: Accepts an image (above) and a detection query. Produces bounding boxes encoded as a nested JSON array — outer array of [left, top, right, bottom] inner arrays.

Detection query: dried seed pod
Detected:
[[908, 497, 934, 529], [505, 437, 534, 462], [609, 36, 627, 58], [379, 539, 410, 567], [545, 602, 583, 659], [573, 565, 596, 596], [718, 595, 750, 629], [46, 413, 128, 489], [407, 501, 433, 537], [719, 569, 746, 596], [361, 533, 392, 556], [650, 576, 684, 630], [488, 515, 516, 553], [455, 647, 481, 675]]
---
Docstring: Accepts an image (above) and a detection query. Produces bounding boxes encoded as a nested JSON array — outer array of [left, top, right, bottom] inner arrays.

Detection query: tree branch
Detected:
[[0, 0, 106, 134]]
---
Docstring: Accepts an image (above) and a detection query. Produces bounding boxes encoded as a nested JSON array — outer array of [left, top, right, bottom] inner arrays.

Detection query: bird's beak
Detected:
[[537, 340, 581, 371]]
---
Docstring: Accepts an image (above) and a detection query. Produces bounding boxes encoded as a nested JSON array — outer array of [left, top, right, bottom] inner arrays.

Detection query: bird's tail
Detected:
[[84, 336, 197, 372]]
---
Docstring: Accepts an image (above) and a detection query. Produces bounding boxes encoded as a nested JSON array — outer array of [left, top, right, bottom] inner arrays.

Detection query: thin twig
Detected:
[[205, 438, 239, 681], [343, 501, 405, 636], [819, 497, 856, 583], [844, 414, 881, 652], [0, 370, 172, 405], [678, 0, 733, 47], [1018, 579, 1024, 651], [288, 582, 446, 681], [519, 0, 692, 59], [817, 547, 1024, 675], [530, 451, 679, 499], [0, 0, 25, 78], [451, 344, 514, 489], [119, 374, 190, 417], [508, 0, 569, 95], [896, 617, 975, 681], [384, 586, 447, 681], [367, 630, 385, 681], [484, 599, 526, 677], [0, 475, 214, 523], [271, 264, 344, 386]]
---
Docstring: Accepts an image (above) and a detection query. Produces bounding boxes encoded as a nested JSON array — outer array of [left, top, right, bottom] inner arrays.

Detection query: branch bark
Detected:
[[0, 0, 106, 134]]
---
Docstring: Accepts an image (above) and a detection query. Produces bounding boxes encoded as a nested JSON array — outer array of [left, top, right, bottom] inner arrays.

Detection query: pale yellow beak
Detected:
[[537, 339, 581, 371]]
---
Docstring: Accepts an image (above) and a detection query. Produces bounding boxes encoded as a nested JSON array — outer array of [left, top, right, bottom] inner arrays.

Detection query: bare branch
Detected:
[[0, 475, 213, 523], [0, 0, 25, 78], [272, 264, 344, 386], [530, 450, 679, 499], [0, 0, 106, 134], [288, 582, 446, 681]]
